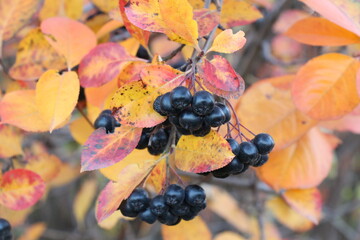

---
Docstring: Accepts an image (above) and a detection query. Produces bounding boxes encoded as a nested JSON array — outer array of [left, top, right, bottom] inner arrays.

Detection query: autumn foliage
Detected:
[[0, 0, 360, 239]]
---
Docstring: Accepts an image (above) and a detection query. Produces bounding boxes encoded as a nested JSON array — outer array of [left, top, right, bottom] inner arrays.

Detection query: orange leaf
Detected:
[[208, 29, 246, 54], [0, 90, 49, 132], [92, 0, 118, 12], [18, 223, 46, 240], [95, 161, 156, 222], [69, 116, 95, 145], [36, 70, 79, 132], [73, 179, 98, 225], [161, 217, 211, 240], [96, 19, 124, 39], [256, 128, 333, 191], [81, 126, 142, 171], [300, 0, 360, 36], [0, 169, 45, 210], [39, 0, 83, 20], [286, 17, 360, 46], [267, 196, 314, 232], [175, 130, 234, 173], [145, 158, 166, 193], [117, 61, 149, 87], [0, 125, 23, 158], [9, 28, 67, 81], [78, 43, 140, 87], [48, 163, 80, 187], [220, 0, 262, 28], [0, 0, 43, 56], [119, 0, 150, 47], [194, 9, 220, 37], [40, 17, 97, 69], [214, 232, 246, 240], [85, 78, 118, 108], [235, 75, 318, 150], [125, 0, 199, 46], [198, 56, 245, 99], [283, 188, 322, 224], [292, 53, 360, 120]]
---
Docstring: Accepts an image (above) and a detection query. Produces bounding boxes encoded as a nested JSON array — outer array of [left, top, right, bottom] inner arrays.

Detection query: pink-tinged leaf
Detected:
[[117, 61, 149, 87], [96, 161, 156, 222], [0, 169, 45, 210], [208, 29, 246, 54], [78, 43, 141, 88], [40, 17, 97, 69], [199, 56, 245, 99], [283, 188, 322, 224], [300, 0, 360, 36], [81, 126, 142, 172], [221, 0, 263, 28], [119, 0, 150, 47], [194, 9, 220, 37]]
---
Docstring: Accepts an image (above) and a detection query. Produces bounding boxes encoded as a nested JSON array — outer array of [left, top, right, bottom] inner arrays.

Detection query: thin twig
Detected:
[[76, 105, 94, 129], [162, 44, 186, 61]]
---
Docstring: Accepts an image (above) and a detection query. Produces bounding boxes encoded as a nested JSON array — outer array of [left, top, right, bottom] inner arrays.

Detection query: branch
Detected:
[[162, 44, 185, 61]]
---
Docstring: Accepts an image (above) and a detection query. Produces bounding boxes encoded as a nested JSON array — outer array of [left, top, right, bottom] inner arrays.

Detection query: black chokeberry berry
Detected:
[[233, 163, 249, 175], [160, 92, 177, 115], [153, 95, 167, 116], [237, 141, 259, 164], [100, 109, 112, 115], [169, 114, 180, 126], [119, 200, 138, 217], [226, 138, 240, 155], [136, 132, 149, 149], [253, 154, 269, 167], [192, 91, 215, 116], [139, 208, 157, 224], [126, 188, 150, 213], [150, 195, 169, 216], [252, 133, 275, 155], [212, 171, 230, 178], [185, 185, 206, 207], [181, 211, 197, 221], [204, 105, 225, 127], [94, 114, 116, 133], [192, 124, 211, 137], [178, 109, 203, 131], [158, 211, 181, 226], [0, 219, 11, 234], [170, 86, 192, 110], [191, 201, 206, 214], [148, 128, 168, 155], [216, 103, 231, 123], [170, 202, 191, 217], [164, 184, 185, 206], [176, 126, 192, 135]]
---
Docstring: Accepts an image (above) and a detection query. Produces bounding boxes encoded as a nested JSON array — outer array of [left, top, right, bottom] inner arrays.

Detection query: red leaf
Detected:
[[0, 169, 45, 210], [194, 9, 220, 37], [199, 56, 245, 99], [81, 126, 142, 172], [78, 42, 141, 87]]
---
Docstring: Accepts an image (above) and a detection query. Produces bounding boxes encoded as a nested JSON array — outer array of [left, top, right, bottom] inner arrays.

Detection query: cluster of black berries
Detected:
[[119, 184, 206, 226], [202, 133, 275, 178], [0, 219, 12, 240], [153, 87, 231, 137], [94, 109, 121, 133]]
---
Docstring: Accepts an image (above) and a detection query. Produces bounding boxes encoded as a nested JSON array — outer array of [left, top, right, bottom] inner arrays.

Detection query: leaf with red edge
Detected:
[[199, 56, 245, 99], [79, 42, 141, 88], [286, 17, 360, 46], [292, 53, 360, 120], [175, 130, 234, 173], [283, 188, 322, 224], [256, 128, 333, 191], [117, 61, 149, 87], [208, 29, 246, 54], [95, 160, 157, 222], [40, 17, 97, 69], [194, 9, 220, 37], [81, 126, 142, 172], [145, 158, 166, 193], [221, 0, 263, 28], [119, 0, 150, 47], [0, 169, 45, 210], [300, 0, 360, 36]]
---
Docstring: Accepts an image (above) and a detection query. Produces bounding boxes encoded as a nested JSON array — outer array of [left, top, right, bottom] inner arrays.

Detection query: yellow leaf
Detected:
[[69, 116, 94, 145], [161, 217, 211, 240], [48, 163, 80, 187], [214, 232, 246, 240], [74, 179, 98, 225], [9, 28, 67, 81], [175, 130, 234, 173], [18, 223, 46, 240], [39, 0, 83, 20], [91, 0, 118, 12], [0, 125, 23, 158], [220, 0, 262, 28], [0, 205, 32, 227], [208, 29, 246, 54], [36, 70, 80, 132]]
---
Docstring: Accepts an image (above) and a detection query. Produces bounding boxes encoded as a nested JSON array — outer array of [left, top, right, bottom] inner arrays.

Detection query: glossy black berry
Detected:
[[185, 185, 206, 207], [94, 114, 116, 133], [169, 114, 180, 126], [191, 201, 206, 213], [192, 91, 215, 116], [164, 184, 185, 206], [176, 126, 192, 135], [178, 109, 203, 131], [0, 219, 11, 233], [136, 132, 149, 149], [181, 211, 197, 221], [253, 154, 269, 167], [212, 171, 230, 178], [126, 188, 150, 213], [204, 106, 225, 127], [160, 92, 177, 115], [153, 95, 167, 116], [148, 128, 168, 155], [252, 133, 275, 155], [170, 86, 192, 110], [170, 202, 191, 217], [119, 200, 138, 217], [216, 103, 231, 123], [140, 208, 157, 224], [150, 195, 169, 216], [192, 124, 211, 137], [226, 138, 240, 155], [233, 163, 249, 175], [213, 157, 244, 176], [100, 109, 112, 115], [158, 211, 181, 226], [237, 141, 259, 164]]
